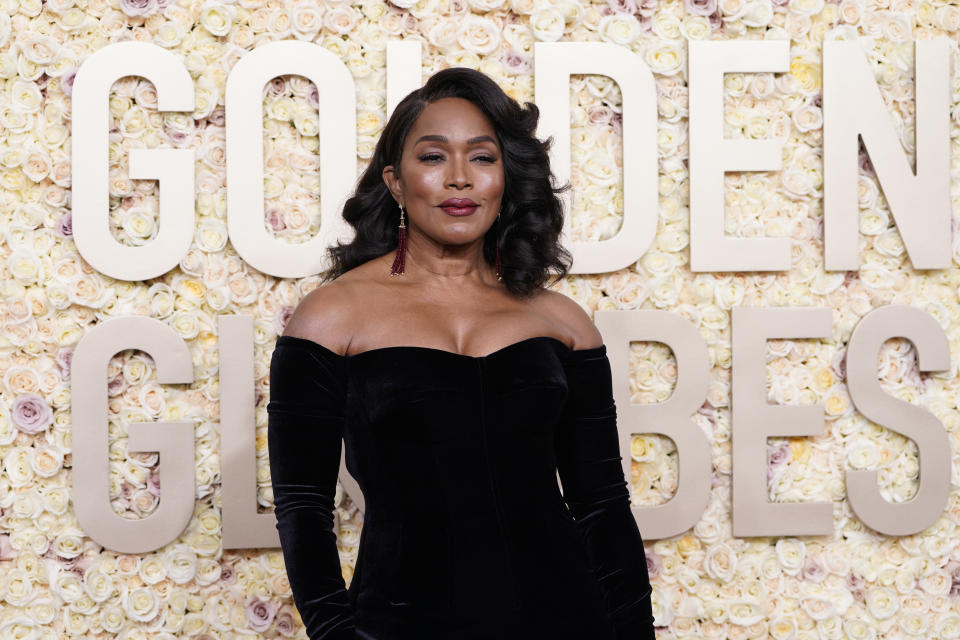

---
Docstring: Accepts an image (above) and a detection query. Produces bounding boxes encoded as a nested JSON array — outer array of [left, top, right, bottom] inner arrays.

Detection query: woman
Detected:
[[267, 67, 655, 639]]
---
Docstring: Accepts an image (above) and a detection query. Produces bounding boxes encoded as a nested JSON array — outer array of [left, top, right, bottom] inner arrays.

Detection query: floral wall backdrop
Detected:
[[0, 0, 959, 637]]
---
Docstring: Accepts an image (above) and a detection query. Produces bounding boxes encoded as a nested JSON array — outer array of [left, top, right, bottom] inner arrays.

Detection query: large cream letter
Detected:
[[732, 307, 833, 536], [534, 42, 658, 274], [71, 42, 195, 281], [219, 315, 280, 548], [823, 39, 951, 270], [689, 40, 790, 271], [595, 310, 711, 539], [72, 316, 195, 553], [845, 305, 951, 535], [226, 41, 356, 277]]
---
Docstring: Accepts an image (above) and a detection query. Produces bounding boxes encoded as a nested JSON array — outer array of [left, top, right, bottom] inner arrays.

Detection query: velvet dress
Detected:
[[267, 333, 655, 640]]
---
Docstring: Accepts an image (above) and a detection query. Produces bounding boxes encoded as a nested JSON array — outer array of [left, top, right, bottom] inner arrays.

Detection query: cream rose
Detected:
[[455, 15, 500, 54]]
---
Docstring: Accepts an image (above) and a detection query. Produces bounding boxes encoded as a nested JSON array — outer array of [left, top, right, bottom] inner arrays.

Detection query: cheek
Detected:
[[407, 171, 445, 198], [479, 171, 504, 195]]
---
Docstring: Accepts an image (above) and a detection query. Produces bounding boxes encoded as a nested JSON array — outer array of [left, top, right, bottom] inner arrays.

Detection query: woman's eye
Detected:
[[418, 154, 498, 163]]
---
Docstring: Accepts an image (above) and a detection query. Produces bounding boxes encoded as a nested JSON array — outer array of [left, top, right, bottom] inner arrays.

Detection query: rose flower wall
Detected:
[[2, 0, 960, 639]]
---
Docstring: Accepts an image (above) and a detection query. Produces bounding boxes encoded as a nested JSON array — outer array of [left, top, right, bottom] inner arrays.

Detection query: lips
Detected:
[[439, 199, 478, 216]]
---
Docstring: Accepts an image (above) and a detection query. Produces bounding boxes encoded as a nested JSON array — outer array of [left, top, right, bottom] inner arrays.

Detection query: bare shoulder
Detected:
[[533, 289, 604, 350], [280, 280, 358, 355]]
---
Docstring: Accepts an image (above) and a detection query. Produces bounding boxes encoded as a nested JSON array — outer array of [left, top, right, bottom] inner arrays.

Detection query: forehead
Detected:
[[407, 97, 498, 144]]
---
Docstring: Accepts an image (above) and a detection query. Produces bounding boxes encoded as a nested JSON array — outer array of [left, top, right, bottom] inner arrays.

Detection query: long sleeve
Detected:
[[267, 337, 357, 640], [555, 345, 656, 640]]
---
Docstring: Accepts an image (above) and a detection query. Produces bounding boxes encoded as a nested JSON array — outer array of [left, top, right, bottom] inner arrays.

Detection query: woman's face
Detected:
[[382, 96, 505, 249]]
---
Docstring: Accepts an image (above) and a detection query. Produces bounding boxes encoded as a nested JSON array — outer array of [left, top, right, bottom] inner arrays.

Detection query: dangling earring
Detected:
[[390, 202, 407, 276], [495, 208, 502, 281]]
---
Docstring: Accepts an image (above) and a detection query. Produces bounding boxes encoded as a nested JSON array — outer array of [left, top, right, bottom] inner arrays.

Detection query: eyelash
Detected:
[[419, 153, 497, 163]]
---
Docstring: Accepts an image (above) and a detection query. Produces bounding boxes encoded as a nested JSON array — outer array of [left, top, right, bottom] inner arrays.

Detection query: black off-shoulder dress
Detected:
[[267, 334, 655, 640]]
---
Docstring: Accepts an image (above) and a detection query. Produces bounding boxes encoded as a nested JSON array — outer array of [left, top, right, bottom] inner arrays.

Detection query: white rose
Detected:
[[123, 586, 161, 622], [457, 15, 500, 54], [4, 447, 35, 487], [83, 569, 115, 603], [120, 207, 157, 245], [469, 0, 506, 10], [11, 79, 43, 112], [4, 568, 36, 607], [742, 0, 773, 27], [789, 0, 824, 16], [792, 104, 822, 132], [196, 558, 222, 586], [7, 248, 43, 284], [681, 15, 711, 39], [291, 4, 323, 39], [170, 310, 200, 339], [865, 586, 899, 619], [645, 40, 684, 76], [935, 614, 960, 639], [842, 618, 873, 640], [199, 2, 234, 36], [138, 555, 167, 585], [41, 486, 69, 515], [937, 5, 960, 30], [50, 568, 84, 603], [581, 151, 618, 186], [728, 600, 764, 625], [165, 544, 198, 584], [530, 6, 564, 41], [800, 596, 835, 621], [704, 542, 738, 581], [775, 538, 805, 576], [30, 448, 62, 478], [839, 0, 862, 24], [326, 6, 358, 34], [52, 529, 84, 559], [600, 13, 641, 44]]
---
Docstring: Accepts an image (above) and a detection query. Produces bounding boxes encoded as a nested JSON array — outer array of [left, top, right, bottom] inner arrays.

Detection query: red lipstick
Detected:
[[439, 198, 478, 216]]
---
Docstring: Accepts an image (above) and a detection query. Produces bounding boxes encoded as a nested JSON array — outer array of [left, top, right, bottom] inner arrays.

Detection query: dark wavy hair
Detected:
[[320, 67, 572, 299]]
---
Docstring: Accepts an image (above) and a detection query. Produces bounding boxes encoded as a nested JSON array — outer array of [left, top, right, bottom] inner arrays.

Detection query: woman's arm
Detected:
[[555, 344, 656, 640], [267, 337, 357, 639]]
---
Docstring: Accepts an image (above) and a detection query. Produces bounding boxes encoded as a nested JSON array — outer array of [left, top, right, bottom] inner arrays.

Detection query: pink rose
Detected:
[[266, 77, 287, 99], [12, 393, 53, 434], [56, 346, 74, 379], [767, 441, 790, 481], [685, 0, 716, 15], [55, 211, 73, 238], [60, 69, 77, 97], [120, 0, 160, 18], [266, 208, 286, 232], [147, 472, 161, 497], [0, 534, 16, 560], [802, 558, 827, 582], [588, 105, 614, 126], [607, 0, 638, 12], [275, 604, 297, 637], [208, 107, 226, 127], [645, 550, 662, 578], [501, 49, 532, 75], [246, 597, 277, 633]]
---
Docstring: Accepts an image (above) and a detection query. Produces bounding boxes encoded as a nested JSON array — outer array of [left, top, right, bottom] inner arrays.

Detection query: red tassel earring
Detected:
[[390, 202, 407, 276], [495, 209, 502, 281]]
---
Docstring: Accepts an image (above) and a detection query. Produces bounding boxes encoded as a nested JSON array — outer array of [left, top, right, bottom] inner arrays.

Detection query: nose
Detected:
[[446, 153, 471, 189]]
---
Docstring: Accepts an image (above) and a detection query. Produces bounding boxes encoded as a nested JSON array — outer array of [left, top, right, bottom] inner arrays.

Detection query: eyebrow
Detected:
[[413, 134, 498, 146]]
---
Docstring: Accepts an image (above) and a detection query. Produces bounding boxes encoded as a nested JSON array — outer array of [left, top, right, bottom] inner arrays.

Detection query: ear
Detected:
[[382, 165, 402, 205]]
